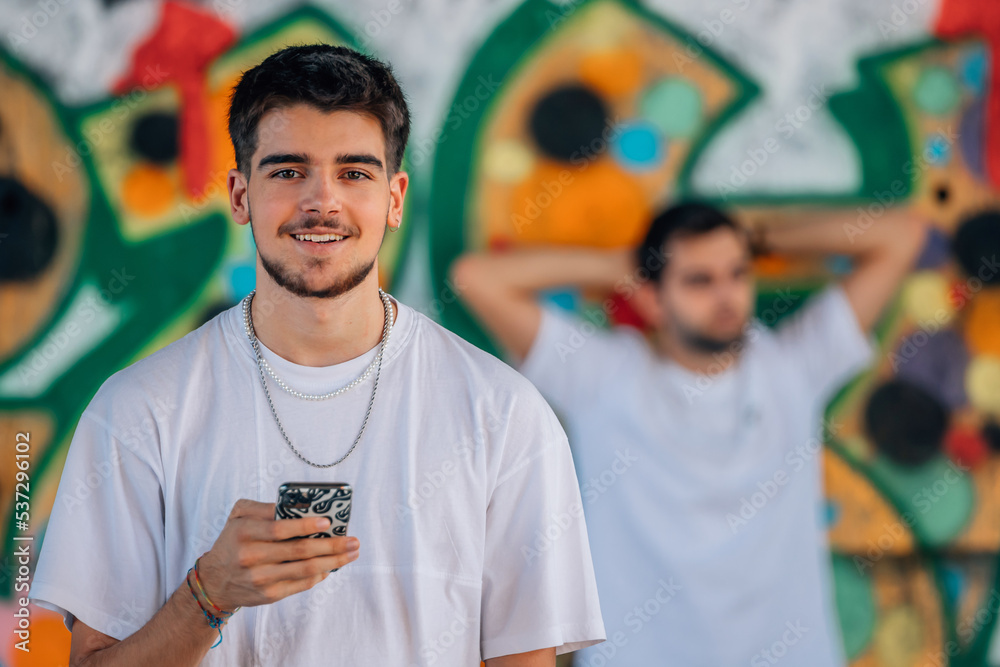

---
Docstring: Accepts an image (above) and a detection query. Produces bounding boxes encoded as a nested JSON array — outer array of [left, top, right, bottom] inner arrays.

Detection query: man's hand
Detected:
[[197, 498, 361, 611], [756, 209, 930, 332]]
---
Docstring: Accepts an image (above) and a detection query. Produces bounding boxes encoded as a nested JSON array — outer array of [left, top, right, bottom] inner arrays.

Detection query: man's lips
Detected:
[[290, 231, 349, 244], [289, 232, 353, 254]]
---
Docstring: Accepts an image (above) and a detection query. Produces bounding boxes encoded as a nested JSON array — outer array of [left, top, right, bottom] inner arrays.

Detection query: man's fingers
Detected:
[[229, 498, 277, 520], [267, 535, 360, 564], [236, 527, 359, 565], [252, 550, 361, 586], [242, 515, 333, 542]]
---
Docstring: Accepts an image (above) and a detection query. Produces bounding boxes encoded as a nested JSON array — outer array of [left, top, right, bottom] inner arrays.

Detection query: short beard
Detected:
[[672, 317, 745, 354], [249, 206, 379, 300]]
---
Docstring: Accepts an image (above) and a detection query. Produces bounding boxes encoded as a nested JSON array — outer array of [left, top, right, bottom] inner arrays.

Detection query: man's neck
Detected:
[[250, 274, 397, 367], [648, 328, 739, 375]]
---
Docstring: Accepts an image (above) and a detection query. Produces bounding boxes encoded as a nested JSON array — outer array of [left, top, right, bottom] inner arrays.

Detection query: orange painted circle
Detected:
[[964, 288, 1000, 356], [121, 164, 176, 217], [508, 159, 650, 247], [579, 48, 644, 98]]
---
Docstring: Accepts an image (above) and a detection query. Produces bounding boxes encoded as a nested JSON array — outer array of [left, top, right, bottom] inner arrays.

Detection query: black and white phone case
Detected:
[[275, 482, 352, 538]]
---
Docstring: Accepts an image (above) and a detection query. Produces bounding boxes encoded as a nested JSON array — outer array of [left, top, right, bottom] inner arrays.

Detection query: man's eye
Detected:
[[344, 170, 370, 180], [273, 169, 298, 179]]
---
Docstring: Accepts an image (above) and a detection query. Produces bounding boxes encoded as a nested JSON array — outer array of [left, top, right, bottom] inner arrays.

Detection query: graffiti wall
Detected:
[[1, 0, 999, 665]]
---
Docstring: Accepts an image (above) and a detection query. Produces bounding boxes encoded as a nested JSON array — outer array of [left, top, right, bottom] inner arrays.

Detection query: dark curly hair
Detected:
[[227, 44, 411, 180], [636, 201, 743, 284]]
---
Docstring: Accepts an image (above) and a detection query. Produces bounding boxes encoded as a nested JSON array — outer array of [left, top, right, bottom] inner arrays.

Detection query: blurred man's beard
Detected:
[[249, 209, 379, 299], [671, 311, 746, 354]]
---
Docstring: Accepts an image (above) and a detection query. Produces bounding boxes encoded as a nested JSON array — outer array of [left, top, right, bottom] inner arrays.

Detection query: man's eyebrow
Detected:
[[255, 152, 384, 172], [337, 153, 384, 172], [256, 153, 310, 170]]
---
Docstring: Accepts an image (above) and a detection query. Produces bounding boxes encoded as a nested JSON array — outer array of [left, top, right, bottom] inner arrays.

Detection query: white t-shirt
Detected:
[[29, 293, 606, 665], [518, 285, 875, 667]]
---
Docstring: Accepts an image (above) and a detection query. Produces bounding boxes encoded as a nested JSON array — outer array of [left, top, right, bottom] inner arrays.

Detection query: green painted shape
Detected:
[[825, 41, 944, 203], [427, 0, 760, 357], [0, 5, 385, 599], [831, 553, 877, 659], [639, 77, 704, 138], [755, 284, 816, 327], [868, 454, 975, 547], [825, 440, 958, 661], [915, 65, 962, 116], [681, 41, 932, 206], [952, 559, 1000, 666]]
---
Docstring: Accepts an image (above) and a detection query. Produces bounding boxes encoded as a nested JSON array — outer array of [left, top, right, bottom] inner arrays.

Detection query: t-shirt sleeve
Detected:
[[29, 409, 166, 639], [480, 389, 606, 659], [772, 283, 878, 405], [517, 303, 630, 418]]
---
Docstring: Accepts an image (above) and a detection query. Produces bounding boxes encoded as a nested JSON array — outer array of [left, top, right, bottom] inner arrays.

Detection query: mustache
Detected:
[[278, 215, 351, 235]]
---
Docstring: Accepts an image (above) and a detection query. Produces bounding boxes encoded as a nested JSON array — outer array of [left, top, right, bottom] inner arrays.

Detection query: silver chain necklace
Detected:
[[242, 288, 394, 468]]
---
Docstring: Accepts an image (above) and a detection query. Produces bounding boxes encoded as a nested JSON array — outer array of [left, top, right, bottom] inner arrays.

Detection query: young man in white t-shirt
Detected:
[[29, 44, 606, 666], [451, 202, 928, 666]]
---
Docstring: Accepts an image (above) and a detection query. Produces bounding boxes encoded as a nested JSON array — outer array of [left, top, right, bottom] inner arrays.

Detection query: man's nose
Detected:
[[301, 172, 343, 216]]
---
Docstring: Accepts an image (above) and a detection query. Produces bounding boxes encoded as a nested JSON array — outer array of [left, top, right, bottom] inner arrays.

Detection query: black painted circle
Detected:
[[983, 420, 1000, 452], [953, 210, 1000, 284], [935, 184, 950, 204], [528, 84, 609, 162], [130, 112, 179, 164], [0, 177, 58, 282], [864, 378, 948, 467]]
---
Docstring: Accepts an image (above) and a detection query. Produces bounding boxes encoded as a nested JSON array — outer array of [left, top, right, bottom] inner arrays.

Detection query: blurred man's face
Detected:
[[656, 227, 755, 352], [229, 104, 407, 299]]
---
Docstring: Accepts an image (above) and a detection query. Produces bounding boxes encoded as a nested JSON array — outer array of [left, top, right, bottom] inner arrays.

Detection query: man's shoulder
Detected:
[[406, 306, 550, 400], [749, 286, 848, 347], [528, 304, 649, 373], [92, 305, 234, 406]]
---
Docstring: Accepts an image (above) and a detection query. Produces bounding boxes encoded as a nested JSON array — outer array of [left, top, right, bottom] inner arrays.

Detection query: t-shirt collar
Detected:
[[226, 291, 410, 394]]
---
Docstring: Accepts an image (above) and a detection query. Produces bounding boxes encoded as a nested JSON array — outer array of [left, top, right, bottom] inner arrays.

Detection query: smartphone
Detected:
[[275, 482, 353, 571]]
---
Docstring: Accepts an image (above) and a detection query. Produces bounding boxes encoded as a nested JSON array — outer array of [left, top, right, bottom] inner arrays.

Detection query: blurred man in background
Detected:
[[452, 201, 928, 666]]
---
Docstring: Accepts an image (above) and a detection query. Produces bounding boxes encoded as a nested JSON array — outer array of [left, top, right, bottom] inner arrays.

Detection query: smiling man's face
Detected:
[[228, 103, 407, 299]]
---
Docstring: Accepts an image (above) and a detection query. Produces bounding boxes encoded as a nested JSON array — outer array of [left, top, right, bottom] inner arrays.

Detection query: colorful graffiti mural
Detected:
[[2, 0, 1000, 665], [428, 1, 1000, 665]]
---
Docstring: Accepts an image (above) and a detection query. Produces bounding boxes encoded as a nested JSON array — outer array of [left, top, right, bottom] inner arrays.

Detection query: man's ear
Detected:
[[630, 280, 664, 330], [228, 168, 250, 226], [388, 170, 409, 229]]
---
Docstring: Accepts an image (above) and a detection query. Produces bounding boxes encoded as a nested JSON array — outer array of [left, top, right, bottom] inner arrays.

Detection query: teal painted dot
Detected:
[[639, 78, 704, 139], [960, 46, 988, 95], [942, 563, 965, 606], [826, 255, 853, 276], [914, 66, 962, 116], [611, 122, 664, 172], [540, 288, 578, 312], [925, 133, 952, 165], [832, 554, 877, 660], [824, 500, 840, 527], [230, 264, 255, 300]]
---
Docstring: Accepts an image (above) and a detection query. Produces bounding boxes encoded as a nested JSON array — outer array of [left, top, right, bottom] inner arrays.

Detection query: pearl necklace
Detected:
[[242, 288, 394, 468]]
